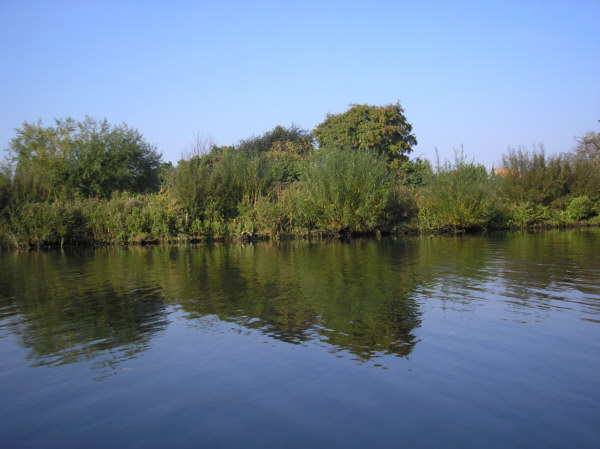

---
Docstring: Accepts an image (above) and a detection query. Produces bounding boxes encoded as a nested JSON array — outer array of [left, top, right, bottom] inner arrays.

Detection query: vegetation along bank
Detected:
[[1, 103, 599, 248]]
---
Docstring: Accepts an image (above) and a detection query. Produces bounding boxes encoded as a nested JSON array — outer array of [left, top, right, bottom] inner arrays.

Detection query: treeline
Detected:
[[0, 105, 599, 247]]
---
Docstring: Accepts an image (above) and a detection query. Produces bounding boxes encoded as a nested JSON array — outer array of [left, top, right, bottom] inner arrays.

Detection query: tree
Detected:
[[396, 157, 433, 187], [568, 128, 600, 199], [236, 124, 314, 156], [313, 102, 417, 162], [573, 129, 600, 161], [7, 117, 162, 201], [235, 124, 313, 188]]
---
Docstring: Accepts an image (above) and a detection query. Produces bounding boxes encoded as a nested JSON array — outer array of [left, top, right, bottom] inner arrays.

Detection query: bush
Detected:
[[235, 196, 284, 237], [498, 146, 569, 205], [82, 192, 187, 244], [503, 202, 551, 227], [566, 196, 595, 221], [10, 200, 90, 246], [299, 148, 393, 233], [166, 148, 277, 222], [383, 184, 420, 230], [237, 124, 314, 156], [417, 154, 498, 231]]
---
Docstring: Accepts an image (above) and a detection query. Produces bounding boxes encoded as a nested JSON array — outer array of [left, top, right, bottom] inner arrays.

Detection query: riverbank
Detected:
[[2, 121, 598, 249], [1, 195, 598, 250]]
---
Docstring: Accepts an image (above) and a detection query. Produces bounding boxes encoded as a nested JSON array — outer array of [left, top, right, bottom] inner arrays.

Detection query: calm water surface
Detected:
[[1, 230, 599, 448]]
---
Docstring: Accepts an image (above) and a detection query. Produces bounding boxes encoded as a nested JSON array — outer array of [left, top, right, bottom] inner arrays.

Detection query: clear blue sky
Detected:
[[1, 0, 598, 168]]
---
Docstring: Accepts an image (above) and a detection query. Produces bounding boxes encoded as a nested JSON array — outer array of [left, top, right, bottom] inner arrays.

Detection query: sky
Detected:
[[1, 0, 598, 169]]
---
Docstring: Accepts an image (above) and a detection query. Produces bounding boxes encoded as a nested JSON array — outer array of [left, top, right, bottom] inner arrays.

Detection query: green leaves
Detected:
[[300, 148, 393, 233], [313, 102, 417, 163], [418, 154, 498, 231], [237, 124, 314, 156], [7, 117, 162, 201]]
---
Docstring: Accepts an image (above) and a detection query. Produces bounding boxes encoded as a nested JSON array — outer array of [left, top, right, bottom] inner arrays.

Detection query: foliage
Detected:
[[7, 117, 162, 201], [387, 184, 420, 227], [166, 149, 268, 221], [9, 200, 89, 246], [2, 116, 600, 247], [298, 148, 393, 233], [565, 130, 600, 200], [264, 144, 306, 185], [573, 130, 600, 161], [394, 157, 433, 187], [502, 202, 551, 227], [313, 102, 417, 163], [84, 191, 188, 243], [498, 146, 569, 205], [0, 163, 13, 213], [237, 124, 314, 156], [418, 153, 498, 231], [166, 127, 312, 226], [235, 196, 283, 237], [166, 154, 218, 218], [566, 196, 595, 221], [568, 156, 600, 200], [496, 133, 600, 221], [4, 191, 191, 247]]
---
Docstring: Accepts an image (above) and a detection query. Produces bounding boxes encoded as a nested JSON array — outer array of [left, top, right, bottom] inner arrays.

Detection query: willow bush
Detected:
[[418, 154, 499, 231], [9, 200, 89, 246], [566, 196, 595, 221], [499, 146, 569, 206], [502, 202, 551, 227], [298, 148, 393, 233]]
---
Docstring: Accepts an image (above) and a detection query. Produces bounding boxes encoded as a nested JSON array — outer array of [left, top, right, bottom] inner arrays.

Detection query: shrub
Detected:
[[10, 200, 90, 246], [299, 148, 393, 233], [503, 202, 551, 227], [166, 148, 277, 222], [498, 146, 569, 205], [82, 192, 187, 244], [418, 153, 498, 231], [566, 195, 595, 221], [234, 196, 285, 237]]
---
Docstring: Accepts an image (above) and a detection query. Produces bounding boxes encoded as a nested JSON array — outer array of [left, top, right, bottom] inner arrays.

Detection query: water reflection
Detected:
[[1, 229, 599, 377], [166, 241, 423, 359], [0, 250, 169, 379], [0, 240, 424, 372], [401, 230, 600, 320]]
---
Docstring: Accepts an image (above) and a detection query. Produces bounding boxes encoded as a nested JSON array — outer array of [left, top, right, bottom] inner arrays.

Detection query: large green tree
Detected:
[[313, 102, 417, 162], [7, 117, 162, 201]]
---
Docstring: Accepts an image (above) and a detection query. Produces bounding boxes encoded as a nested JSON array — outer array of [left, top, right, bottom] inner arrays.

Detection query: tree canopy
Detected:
[[7, 117, 162, 201], [313, 102, 417, 162], [572, 129, 600, 162], [236, 124, 314, 157]]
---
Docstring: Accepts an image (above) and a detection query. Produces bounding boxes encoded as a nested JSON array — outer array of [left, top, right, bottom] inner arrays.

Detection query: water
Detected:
[[1, 230, 599, 448]]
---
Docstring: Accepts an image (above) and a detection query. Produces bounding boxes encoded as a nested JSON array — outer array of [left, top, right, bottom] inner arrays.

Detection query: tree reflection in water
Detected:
[[0, 240, 426, 376], [2, 230, 598, 377], [166, 240, 423, 360], [0, 250, 169, 380]]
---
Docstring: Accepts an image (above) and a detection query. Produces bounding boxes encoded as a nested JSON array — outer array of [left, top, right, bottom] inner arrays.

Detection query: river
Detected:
[[1, 230, 599, 448]]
